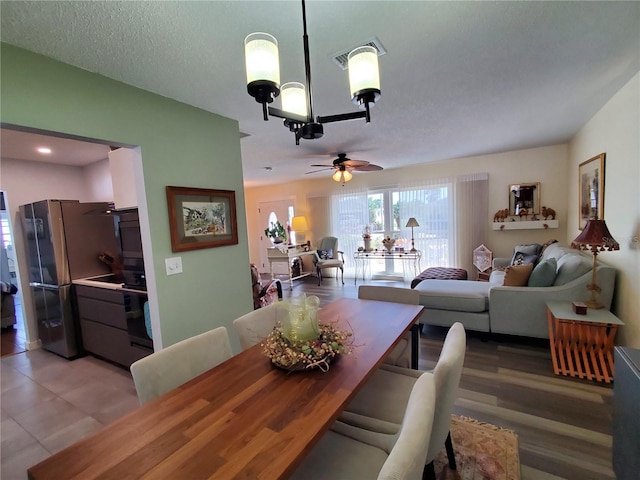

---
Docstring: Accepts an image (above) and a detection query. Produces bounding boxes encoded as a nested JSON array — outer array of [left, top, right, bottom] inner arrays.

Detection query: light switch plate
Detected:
[[165, 256, 183, 275]]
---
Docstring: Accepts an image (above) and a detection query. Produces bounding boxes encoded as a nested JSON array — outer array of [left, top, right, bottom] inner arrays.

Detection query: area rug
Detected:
[[433, 415, 521, 480]]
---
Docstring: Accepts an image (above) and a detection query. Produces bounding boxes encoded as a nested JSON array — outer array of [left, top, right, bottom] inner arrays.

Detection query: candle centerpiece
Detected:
[[262, 294, 354, 372]]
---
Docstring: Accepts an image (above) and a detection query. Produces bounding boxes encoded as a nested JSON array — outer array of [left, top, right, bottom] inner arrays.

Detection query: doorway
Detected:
[[1, 191, 26, 356], [0, 126, 159, 353], [258, 199, 294, 274]]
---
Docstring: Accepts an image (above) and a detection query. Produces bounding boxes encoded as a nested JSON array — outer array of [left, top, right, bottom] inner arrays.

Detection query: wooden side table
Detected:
[[546, 300, 624, 383], [477, 269, 492, 282]]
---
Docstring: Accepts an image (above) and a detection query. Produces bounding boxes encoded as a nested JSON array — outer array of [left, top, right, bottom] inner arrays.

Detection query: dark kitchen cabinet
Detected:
[[74, 285, 152, 368]]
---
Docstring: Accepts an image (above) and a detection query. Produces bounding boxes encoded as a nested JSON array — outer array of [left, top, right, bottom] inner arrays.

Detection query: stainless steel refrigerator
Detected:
[[20, 200, 119, 358]]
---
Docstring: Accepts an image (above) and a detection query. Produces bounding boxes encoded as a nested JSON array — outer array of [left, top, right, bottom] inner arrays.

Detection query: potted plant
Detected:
[[265, 221, 287, 244]]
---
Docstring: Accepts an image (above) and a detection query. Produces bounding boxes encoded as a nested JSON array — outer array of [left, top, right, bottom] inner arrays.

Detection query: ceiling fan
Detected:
[[306, 153, 383, 184]]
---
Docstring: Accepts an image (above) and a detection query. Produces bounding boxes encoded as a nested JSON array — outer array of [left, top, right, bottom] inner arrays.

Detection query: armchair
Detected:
[[314, 236, 345, 286], [250, 263, 282, 309]]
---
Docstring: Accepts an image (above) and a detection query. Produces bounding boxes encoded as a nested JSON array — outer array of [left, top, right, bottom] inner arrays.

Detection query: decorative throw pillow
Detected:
[[528, 257, 558, 287], [511, 251, 539, 266], [503, 263, 534, 286], [510, 243, 542, 265], [317, 249, 333, 260]]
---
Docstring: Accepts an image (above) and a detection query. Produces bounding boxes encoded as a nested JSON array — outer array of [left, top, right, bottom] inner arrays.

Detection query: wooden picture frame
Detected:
[[509, 182, 540, 216], [166, 186, 238, 252], [578, 153, 605, 230]]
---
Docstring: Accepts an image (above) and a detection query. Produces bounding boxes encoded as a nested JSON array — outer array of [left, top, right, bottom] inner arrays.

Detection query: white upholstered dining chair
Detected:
[[130, 326, 233, 405], [357, 285, 421, 368], [338, 322, 466, 480], [232, 302, 284, 350], [290, 372, 436, 480]]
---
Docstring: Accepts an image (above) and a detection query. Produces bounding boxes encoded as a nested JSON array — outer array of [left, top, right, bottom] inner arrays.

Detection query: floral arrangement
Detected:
[[362, 225, 371, 239], [382, 235, 396, 251], [262, 322, 354, 372]]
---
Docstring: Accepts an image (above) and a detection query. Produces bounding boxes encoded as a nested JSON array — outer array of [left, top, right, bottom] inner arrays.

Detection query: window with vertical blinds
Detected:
[[330, 173, 488, 279]]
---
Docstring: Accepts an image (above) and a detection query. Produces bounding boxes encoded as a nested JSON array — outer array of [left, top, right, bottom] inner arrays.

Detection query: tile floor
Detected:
[[1, 350, 139, 480]]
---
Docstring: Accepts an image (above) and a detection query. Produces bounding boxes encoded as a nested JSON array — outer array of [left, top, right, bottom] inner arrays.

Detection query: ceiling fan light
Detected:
[[245, 32, 281, 103], [343, 169, 353, 182], [281, 82, 308, 117], [332, 170, 343, 182], [348, 45, 380, 103]]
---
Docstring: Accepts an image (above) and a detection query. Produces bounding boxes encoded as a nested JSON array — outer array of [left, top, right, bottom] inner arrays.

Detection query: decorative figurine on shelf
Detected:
[[541, 206, 556, 220], [493, 209, 509, 222]]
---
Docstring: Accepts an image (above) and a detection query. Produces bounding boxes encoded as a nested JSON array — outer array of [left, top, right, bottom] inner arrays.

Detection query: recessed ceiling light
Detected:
[[37, 147, 52, 154]]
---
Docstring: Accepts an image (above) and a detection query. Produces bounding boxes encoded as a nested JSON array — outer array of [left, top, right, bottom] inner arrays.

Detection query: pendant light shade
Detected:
[[348, 45, 381, 106], [245, 33, 281, 116], [281, 82, 308, 117], [244, 1, 382, 144]]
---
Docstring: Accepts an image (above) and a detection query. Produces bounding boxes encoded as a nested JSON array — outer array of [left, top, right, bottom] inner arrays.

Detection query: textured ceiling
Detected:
[[1, 1, 639, 186]]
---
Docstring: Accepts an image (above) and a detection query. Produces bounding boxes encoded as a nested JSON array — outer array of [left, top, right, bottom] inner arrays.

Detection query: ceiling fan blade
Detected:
[[309, 164, 334, 167], [353, 164, 383, 171], [305, 167, 333, 174], [340, 159, 370, 168]]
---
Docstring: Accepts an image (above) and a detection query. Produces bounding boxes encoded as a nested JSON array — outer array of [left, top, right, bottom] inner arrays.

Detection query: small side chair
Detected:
[[314, 236, 345, 285]]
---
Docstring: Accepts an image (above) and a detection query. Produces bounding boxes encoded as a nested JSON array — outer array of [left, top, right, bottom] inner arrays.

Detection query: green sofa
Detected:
[[413, 243, 616, 339]]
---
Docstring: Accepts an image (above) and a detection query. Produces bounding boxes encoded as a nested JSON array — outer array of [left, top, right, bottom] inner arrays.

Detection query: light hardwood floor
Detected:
[[1, 275, 614, 479]]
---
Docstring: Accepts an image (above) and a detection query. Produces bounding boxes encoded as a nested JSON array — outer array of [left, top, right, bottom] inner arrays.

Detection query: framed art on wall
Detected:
[[166, 186, 238, 252], [578, 153, 605, 230]]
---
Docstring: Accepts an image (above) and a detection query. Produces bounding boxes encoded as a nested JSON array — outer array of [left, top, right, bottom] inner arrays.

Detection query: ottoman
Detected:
[[411, 267, 468, 289]]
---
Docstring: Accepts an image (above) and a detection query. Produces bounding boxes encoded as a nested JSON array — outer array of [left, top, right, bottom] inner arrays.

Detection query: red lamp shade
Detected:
[[571, 219, 620, 253], [571, 219, 619, 309]]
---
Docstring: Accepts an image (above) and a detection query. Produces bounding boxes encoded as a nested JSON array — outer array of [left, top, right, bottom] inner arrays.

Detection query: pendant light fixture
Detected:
[[244, 0, 381, 145]]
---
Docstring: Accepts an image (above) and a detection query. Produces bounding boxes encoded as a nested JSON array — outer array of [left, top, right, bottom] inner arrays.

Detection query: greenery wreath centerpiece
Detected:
[[262, 294, 354, 372]]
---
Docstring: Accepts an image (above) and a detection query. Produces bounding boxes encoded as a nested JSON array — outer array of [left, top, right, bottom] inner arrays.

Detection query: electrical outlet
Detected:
[[165, 256, 183, 275]]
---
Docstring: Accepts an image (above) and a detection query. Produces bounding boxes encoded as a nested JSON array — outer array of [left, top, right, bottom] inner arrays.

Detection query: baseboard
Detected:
[[26, 339, 42, 350]]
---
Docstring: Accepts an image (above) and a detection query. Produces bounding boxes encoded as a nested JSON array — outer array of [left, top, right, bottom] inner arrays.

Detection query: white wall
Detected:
[[568, 72, 640, 347], [1, 158, 92, 208], [245, 143, 569, 271]]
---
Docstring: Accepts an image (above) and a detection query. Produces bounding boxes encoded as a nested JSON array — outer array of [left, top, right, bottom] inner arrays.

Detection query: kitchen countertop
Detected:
[[73, 275, 147, 294]]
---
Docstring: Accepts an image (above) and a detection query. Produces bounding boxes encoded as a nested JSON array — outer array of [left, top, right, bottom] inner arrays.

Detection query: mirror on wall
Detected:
[[509, 182, 540, 216]]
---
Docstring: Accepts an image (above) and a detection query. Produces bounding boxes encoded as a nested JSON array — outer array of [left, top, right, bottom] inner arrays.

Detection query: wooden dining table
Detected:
[[28, 297, 424, 480]]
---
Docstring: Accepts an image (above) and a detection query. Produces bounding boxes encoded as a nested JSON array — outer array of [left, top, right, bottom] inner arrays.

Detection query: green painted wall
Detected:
[[1, 43, 253, 351]]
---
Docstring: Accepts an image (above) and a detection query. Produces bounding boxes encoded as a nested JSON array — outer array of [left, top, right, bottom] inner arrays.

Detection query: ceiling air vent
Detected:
[[331, 37, 387, 70]]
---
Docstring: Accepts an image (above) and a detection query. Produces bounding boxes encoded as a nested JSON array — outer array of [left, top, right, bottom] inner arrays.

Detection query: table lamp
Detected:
[[405, 217, 420, 252], [571, 218, 619, 309], [291, 216, 309, 244]]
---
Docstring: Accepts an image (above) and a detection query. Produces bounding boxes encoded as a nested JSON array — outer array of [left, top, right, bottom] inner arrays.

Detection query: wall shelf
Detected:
[[492, 220, 558, 231]]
